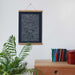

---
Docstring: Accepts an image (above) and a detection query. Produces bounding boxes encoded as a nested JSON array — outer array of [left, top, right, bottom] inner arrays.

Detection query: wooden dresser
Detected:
[[34, 60, 75, 75]]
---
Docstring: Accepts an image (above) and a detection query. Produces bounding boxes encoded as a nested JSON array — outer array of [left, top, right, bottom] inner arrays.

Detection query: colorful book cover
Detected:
[[55, 49, 58, 62], [57, 49, 60, 61], [53, 49, 57, 62]]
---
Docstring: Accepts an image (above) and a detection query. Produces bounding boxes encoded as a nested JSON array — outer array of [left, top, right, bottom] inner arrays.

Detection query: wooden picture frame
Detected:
[[19, 10, 42, 45]]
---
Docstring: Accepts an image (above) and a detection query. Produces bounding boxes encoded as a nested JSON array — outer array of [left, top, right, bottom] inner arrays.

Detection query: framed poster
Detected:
[[19, 10, 42, 45]]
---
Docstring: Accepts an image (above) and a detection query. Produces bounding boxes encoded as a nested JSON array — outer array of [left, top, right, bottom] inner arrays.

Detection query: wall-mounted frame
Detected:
[[19, 10, 42, 45]]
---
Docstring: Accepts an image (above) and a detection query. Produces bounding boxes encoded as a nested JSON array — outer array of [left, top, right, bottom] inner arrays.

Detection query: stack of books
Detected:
[[51, 48, 67, 62]]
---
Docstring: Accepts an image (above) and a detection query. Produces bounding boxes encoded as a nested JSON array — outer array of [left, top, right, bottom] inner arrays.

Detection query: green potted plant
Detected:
[[0, 35, 43, 75]]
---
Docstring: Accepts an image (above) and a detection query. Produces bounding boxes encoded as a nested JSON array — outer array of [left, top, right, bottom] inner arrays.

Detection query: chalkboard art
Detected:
[[19, 10, 42, 45]]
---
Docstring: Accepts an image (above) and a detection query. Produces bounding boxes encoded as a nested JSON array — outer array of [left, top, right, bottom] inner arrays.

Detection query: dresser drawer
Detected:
[[35, 67, 75, 75], [35, 60, 75, 75], [59, 68, 75, 75]]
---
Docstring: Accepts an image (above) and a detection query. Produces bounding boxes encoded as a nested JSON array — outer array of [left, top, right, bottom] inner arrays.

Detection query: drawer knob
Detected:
[[54, 70, 58, 74]]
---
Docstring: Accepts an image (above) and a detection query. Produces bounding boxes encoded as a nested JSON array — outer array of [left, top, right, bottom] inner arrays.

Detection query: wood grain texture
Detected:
[[19, 43, 42, 45], [19, 10, 42, 12], [35, 60, 75, 75]]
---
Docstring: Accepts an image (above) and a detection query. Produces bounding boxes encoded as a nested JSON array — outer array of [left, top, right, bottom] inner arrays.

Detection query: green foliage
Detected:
[[0, 35, 43, 75]]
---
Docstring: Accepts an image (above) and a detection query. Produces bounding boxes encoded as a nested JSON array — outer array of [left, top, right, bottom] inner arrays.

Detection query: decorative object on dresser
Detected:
[[51, 48, 67, 62], [67, 50, 75, 64], [19, 10, 42, 45], [35, 60, 75, 75]]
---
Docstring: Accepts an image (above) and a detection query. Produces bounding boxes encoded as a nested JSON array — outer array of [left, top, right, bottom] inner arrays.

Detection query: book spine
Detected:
[[57, 49, 60, 61], [61, 49, 64, 61], [53, 49, 55, 62], [61, 49, 63, 61], [51, 48, 54, 62], [59, 49, 62, 62], [63, 49, 67, 61], [54, 49, 57, 62], [55, 49, 58, 62]]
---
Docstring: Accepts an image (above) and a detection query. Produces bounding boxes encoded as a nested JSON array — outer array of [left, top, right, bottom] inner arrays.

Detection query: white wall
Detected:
[[0, 0, 75, 68]]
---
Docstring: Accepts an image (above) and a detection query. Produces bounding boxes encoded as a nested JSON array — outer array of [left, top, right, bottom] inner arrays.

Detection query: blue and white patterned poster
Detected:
[[19, 11, 42, 44]]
